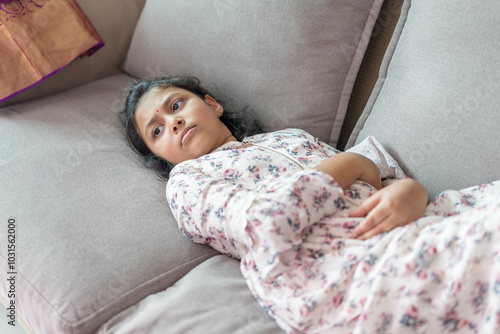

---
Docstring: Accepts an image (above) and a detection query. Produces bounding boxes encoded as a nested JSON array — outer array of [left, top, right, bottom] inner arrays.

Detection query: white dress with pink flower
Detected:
[[166, 128, 500, 334]]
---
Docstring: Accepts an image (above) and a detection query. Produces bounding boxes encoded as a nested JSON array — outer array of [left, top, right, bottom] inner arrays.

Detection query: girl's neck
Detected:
[[221, 134, 238, 146]]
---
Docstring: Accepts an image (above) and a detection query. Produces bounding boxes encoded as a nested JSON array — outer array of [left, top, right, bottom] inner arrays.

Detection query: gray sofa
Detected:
[[1, 0, 499, 333]]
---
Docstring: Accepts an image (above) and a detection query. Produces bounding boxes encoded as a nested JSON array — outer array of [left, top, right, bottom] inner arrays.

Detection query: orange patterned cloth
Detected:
[[0, 0, 104, 102]]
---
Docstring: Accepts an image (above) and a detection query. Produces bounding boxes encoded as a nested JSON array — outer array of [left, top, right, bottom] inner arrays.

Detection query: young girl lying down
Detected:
[[121, 76, 500, 333]]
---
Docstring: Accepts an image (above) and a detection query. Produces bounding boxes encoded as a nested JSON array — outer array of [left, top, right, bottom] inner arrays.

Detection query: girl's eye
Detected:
[[153, 125, 163, 138], [172, 99, 182, 112]]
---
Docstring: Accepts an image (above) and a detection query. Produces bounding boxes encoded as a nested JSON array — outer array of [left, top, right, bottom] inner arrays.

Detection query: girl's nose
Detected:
[[172, 118, 184, 133]]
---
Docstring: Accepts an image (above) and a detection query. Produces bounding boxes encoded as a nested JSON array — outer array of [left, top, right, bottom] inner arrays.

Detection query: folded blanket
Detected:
[[0, 0, 104, 102]]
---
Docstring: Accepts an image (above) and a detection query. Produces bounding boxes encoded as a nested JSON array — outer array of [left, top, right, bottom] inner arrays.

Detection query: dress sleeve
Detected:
[[243, 169, 348, 280], [166, 163, 253, 259], [167, 161, 348, 280], [317, 139, 341, 157], [346, 136, 407, 180], [294, 128, 341, 157]]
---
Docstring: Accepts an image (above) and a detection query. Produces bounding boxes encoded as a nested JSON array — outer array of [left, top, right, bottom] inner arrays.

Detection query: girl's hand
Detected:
[[349, 179, 428, 240]]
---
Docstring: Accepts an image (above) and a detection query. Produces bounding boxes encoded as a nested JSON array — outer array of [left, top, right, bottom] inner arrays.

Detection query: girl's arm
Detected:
[[313, 152, 382, 191], [314, 151, 428, 240], [350, 178, 428, 240]]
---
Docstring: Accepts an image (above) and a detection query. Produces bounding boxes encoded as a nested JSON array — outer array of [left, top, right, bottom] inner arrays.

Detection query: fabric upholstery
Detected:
[[97, 256, 282, 334], [123, 0, 384, 146], [348, 0, 500, 198], [0, 74, 218, 334]]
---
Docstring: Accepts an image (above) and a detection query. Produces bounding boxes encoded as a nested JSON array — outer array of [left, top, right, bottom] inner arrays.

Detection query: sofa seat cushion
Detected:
[[348, 0, 500, 198], [0, 74, 218, 334], [97, 255, 282, 334], [122, 0, 384, 147]]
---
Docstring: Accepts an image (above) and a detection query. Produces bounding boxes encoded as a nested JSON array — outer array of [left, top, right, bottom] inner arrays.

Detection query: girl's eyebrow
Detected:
[[143, 92, 180, 136]]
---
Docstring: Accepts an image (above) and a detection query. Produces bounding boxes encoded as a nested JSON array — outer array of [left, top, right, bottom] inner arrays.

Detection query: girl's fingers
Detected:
[[352, 204, 389, 239], [348, 193, 380, 218], [349, 179, 427, 240], [356, 223, 386, 240], [357, 213, 407, 240]]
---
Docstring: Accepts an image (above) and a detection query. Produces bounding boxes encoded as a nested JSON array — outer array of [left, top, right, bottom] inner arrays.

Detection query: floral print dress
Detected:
[[166, 129, 500, 334]]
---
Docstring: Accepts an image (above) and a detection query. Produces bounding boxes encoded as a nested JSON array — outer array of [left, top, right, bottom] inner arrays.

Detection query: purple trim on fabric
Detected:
[[0, 41, 105, 104], [79, 41, 104, 58]]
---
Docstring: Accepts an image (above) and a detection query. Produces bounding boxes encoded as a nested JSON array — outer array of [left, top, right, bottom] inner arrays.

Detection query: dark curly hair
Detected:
[[119, 76, 263, 180]]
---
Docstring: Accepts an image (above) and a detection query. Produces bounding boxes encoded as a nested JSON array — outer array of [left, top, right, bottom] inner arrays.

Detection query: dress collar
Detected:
[[211, 139, 253, 153]]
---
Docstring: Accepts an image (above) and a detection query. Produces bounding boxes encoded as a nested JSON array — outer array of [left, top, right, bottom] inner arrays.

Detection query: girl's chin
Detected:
[[164, 140, 216, 164]]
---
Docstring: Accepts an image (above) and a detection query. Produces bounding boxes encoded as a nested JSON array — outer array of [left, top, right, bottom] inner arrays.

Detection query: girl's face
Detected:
[[134, 86, 237, 165]]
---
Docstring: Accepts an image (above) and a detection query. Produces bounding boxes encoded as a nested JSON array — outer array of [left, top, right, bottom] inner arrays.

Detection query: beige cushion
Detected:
[[348, 0, 500, 198], [97, 256, 282, 334], [338, 0, 405, 150], [123, 0, 384, 146], [0, 74, 218, 334]]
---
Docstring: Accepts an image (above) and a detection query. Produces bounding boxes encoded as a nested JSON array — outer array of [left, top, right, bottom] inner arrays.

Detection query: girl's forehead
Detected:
[[137, 86, 194, 109], [134, 87, 169, 123], [140, 86, 174, 105]]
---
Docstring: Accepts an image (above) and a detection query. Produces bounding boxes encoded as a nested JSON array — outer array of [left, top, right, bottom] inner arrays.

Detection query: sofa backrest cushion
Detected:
[[337, 0, 404, 150], [347, 0, 500, 199], [122, 0, 384, 147]]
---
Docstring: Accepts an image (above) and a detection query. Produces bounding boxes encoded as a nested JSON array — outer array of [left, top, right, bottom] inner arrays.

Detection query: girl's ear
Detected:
[[204, 94, 223, 117]]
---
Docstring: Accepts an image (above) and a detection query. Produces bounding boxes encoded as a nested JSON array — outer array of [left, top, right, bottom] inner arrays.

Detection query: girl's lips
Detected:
[[181, 126, 195, 145]]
